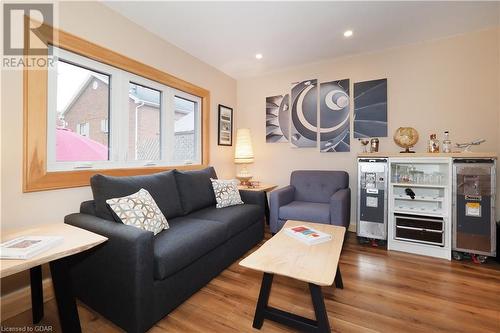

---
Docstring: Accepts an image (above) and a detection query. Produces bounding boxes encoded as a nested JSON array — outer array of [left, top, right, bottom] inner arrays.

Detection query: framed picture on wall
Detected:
[[218, 104, 233, 146]]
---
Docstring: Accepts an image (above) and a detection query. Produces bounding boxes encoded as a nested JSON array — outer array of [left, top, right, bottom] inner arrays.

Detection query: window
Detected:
[[100, 119, 109, 133], [24, 22, 209, 192], [77, 122, 90, 137], [47, 46, 202, 172]]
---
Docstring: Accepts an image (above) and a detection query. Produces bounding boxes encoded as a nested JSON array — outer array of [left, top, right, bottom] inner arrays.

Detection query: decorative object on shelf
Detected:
[[234, 128, 254, 185], [359, 138, 370, 153], [428, 134, 440, 153], [370, 138, 380, 152], [442, 131, 452, 153], [319, 79, 350, 152], [405, 188, 416, 200], [217, 104, 233, 146], [265, 94, 290, 143], [353, 78, 388, 138], [290, 79, 318, 148], [455, 138, 486, 152], [393, 127, 419, 153]]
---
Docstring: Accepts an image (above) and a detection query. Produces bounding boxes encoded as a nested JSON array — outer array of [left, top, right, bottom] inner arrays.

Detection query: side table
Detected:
[[1, 223, 107, 332]]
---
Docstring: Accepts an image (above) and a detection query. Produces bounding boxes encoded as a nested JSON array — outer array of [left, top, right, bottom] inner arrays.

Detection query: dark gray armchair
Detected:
[[269, 170, 350, 233]]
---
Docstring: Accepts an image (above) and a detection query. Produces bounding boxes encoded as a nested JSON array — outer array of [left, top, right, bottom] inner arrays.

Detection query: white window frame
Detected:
[[47, 46, 202, 172]]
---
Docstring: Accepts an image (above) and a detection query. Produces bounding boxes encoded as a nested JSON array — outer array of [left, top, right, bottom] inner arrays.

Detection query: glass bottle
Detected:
[[442, 131, 452, 153], [428, 134, 440, 153]]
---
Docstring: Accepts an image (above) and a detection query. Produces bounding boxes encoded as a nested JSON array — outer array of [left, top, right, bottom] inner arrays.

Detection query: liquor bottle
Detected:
[[428, 134, 440, 153], [442, 131, 452, 153]]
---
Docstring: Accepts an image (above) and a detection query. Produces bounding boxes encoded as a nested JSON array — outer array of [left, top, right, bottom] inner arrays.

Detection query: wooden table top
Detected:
[[238, 183, 277, 192], [1, 223, 107, 278], [239, 220, 345, 286]]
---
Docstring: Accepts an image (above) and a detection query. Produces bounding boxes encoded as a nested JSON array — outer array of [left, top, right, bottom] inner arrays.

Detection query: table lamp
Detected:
[[234, 128, 254, 185]]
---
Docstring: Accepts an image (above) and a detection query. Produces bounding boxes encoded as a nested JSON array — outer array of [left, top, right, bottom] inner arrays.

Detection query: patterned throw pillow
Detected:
[[210, 178, 244, 208], [106, 189, 169, 235]]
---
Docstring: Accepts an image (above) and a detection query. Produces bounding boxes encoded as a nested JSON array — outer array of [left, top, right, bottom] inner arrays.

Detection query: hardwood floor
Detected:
[[2, 231, 500, 332]]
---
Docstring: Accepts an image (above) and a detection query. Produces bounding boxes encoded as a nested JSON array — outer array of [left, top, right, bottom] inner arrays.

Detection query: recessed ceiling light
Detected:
[[344, 30, 353, 38], [255, 53, 263, 60]]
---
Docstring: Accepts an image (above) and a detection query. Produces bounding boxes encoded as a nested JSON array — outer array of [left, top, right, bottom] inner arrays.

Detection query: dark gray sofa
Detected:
[[64, 167, 265, 333]]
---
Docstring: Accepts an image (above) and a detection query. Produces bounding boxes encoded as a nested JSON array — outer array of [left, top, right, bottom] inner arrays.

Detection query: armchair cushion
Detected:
[[153, 217, 226, 280], [291, 170, 349, 203], [279, 201, 330, 224]]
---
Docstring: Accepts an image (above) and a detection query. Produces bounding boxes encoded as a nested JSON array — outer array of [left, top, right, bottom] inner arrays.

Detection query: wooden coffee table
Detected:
[[239, 220, 345, 332]]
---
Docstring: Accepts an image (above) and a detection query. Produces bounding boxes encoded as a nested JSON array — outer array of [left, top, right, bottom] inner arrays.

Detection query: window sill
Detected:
[[23, 164, 209, 192]]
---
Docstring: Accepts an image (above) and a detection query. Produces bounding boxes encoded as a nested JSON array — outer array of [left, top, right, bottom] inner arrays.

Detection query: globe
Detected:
[[394, 127, 419, 153]]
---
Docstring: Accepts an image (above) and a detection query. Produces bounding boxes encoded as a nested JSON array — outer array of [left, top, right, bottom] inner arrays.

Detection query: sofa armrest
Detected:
[[64, 213, 154, 332], [330, 188, 351, 228], [239, 190, 266, 216], [269, 185, 295, 233]]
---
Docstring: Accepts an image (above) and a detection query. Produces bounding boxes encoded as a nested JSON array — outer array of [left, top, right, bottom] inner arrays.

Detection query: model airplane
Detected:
[[455, 139, 486, 152]]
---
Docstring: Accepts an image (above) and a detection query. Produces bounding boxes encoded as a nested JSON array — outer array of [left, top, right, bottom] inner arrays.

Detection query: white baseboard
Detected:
[[1, 278, 54, 321]]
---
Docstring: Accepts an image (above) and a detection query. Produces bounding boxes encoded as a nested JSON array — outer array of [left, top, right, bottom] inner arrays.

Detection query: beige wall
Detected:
[[1, 1, 237, 231], [237, 28, 500, 227]]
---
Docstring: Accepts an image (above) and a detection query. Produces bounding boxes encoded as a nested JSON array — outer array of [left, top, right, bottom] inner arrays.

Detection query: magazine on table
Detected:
[[284, 225, 332, 245], [0, 236, 64, 259]]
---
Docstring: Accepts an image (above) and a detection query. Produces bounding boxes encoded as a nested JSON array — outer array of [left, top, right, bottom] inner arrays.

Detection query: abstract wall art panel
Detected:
[[266, 94, 290, 143], [353, 78, 387, 138], [290, 79, 318, 148], [319, 79, 350, 152]]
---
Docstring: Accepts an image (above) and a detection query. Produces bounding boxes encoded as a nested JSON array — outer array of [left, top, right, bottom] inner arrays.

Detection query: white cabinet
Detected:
[[388, 157, 452, 260]]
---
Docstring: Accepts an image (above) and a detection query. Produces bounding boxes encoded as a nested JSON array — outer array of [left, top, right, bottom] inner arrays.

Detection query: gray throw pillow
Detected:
[[210, 178, 244, 208], [106, 189, 169, 235]]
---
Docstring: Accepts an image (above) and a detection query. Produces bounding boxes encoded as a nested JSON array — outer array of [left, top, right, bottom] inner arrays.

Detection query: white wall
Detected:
[[237, 28, 500, 227], [1, 2, 237, 231]]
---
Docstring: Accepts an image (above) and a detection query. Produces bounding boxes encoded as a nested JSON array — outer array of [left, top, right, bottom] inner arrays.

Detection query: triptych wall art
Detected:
[[265, 78, 387, 152]]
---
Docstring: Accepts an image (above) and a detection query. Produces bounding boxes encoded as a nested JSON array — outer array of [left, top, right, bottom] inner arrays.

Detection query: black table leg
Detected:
[[264, 193, 270, 225], [50, 258, 81, 333], [252, 272, 335, 332], [309, 284, 331, 333], [253, 273, 274, 329], [334, 266, 344, 289], [29, 265, 44, 324]]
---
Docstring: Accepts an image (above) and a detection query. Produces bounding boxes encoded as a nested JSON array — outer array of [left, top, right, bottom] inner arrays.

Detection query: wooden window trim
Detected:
[[23, 21, 210, 192]]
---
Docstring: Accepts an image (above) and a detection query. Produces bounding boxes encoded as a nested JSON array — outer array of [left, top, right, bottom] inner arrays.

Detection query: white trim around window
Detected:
[[47, 46, 202, 172]]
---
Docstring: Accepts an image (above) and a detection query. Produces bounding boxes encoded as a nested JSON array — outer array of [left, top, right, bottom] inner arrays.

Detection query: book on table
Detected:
[[0, 236, 64, 259], [284, 225, 332, 245]]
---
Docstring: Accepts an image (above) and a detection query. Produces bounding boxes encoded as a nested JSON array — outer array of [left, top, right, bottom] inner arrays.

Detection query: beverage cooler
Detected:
[[357, 158, 388, 242], [452, 159, 496, 262]]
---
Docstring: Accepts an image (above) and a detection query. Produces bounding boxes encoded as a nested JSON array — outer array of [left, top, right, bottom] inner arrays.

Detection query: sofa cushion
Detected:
[[290, 170, 349, 203], [90, 171, 183, 222], [174, 167, 218, 214], [106, 189, 169, 235], [153, 217, 227, 280], [279, 201, 330, 224], [189, 204, 262, 238], [210, 178, 243, 208]]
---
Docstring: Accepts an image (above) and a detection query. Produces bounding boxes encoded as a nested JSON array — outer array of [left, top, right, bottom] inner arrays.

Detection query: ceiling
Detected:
[[104, 1, 499, 79]]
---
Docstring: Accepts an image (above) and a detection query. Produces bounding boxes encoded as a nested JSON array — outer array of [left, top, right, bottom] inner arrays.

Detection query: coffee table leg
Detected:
[[309, 284, 331, 333], [50, 258, 81, 333], [30, 265, 44, 324], [253, 272, 274, 329], [334, 266, 344, 289]]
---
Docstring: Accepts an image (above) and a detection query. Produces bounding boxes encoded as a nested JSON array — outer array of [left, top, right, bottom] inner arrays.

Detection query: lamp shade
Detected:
[[234, 128, 254, 164]]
